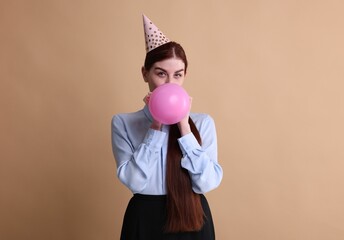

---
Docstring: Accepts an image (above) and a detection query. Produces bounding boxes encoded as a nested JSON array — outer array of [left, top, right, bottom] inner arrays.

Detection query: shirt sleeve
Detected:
[[111, 115, 166, 193], [178, 115, 223, 194]]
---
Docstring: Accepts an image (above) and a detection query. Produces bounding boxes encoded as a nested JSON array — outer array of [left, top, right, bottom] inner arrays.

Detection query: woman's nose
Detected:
[[166, 77, 175, 84]]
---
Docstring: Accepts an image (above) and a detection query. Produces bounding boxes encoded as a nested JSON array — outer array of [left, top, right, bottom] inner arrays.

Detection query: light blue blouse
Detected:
[[111, 105, 223, 195]]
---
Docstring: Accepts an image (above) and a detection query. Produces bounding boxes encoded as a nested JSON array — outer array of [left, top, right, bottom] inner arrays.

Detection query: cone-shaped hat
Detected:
[[143, 14, 170, 52]]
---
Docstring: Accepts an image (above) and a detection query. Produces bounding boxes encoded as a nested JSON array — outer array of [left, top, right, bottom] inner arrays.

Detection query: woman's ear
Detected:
[[141, 67, 148, 82]]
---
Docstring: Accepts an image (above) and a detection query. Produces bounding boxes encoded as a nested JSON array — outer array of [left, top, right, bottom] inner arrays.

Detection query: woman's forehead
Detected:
[[152, 58, 185, 70]]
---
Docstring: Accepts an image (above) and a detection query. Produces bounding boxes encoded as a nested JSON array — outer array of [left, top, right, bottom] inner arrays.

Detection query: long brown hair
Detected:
[[144, 42, 204, 232], [165, 119, 204, 232]]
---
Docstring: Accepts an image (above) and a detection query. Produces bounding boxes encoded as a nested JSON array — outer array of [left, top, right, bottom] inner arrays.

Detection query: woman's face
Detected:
[[142, 57, 186, 92]]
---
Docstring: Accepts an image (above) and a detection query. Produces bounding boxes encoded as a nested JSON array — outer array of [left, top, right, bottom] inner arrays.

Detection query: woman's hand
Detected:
[[143, 92, 151, 105], [177, 97, 192, 136], [143, 92, 162, 131]]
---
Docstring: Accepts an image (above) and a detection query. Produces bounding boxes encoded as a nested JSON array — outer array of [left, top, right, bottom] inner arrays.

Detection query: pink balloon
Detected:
[[149, 83, 190, 125]]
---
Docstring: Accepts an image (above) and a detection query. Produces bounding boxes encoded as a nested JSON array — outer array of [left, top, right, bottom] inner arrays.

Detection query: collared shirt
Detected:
[[111, 105, 223, 195]]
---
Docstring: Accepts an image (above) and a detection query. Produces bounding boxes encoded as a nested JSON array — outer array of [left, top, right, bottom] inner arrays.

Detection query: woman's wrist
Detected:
[[178, 122, 191, 136], [151, 121, 162, 131]]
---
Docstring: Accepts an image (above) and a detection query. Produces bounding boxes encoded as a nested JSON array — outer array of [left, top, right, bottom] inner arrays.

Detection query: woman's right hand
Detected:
[[143, 92, 151, 105], [143, 92, 162, 131]]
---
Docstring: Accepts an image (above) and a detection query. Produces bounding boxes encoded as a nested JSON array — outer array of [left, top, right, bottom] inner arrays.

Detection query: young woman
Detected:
[[111, 15, 223, 240]]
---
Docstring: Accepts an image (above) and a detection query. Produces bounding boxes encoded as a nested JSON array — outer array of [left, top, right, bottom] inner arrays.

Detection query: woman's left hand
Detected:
[[177, 97, 192, 136]]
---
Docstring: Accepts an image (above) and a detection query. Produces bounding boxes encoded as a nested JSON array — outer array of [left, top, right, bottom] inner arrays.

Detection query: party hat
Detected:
[[143, 14, 170, 52]]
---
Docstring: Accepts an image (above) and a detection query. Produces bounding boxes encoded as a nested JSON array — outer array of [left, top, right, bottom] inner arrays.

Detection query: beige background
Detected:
[[1, 0, 344, 239]]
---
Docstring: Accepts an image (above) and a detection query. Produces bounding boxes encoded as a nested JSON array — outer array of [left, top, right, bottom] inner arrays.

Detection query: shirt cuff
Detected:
[[177, 132, 201, 155], [143, 128, 166, 151]]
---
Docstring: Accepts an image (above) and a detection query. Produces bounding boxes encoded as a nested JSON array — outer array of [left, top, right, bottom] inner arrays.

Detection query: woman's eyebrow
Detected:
[[154, 67, 184, 73], [175, 69, 184, 73], [154, 67, 167, 72]]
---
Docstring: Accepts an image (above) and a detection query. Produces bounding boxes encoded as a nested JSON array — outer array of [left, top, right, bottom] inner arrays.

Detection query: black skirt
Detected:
[[120, 194, 215, 240]]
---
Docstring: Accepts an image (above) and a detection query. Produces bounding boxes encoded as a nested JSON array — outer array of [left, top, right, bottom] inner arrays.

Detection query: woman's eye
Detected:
[[157, 72, 166, 77]]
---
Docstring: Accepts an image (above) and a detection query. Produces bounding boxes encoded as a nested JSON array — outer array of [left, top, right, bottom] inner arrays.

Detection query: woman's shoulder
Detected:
[[190, 112, 216, 134], [190, 112, 215, 125], [112, 108, 147, 124]]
